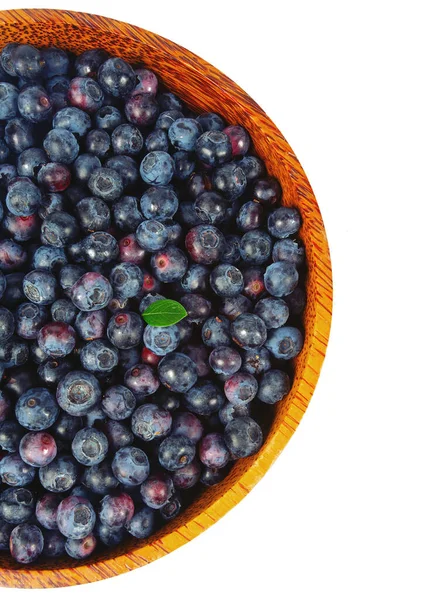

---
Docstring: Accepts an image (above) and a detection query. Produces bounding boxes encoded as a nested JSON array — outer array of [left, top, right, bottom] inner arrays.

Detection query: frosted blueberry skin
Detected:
[[209, 346, 242, 376], [140, 474, 174, 509], [125, 506, 155, 539], [56, 371, 101, 417], [242, 347, 272, 376], [79, 339, 119, 373], [22, 270, 57, 305], [99, 493, 135, 528], [257, 369, 291, 404], [37, 322, 76, 358], [143, 324, 180, 356], [157, 352, 198, 394], [75, 309, 107, 341], [0, 487, 34, 524], [19, 432, 57, 468], [172, 460, 201, 490], [72, 427, 109, 466], [113, 196, 143, 233], [254, 297, 290, 329], [35, 493, 61, 530], [111, 446, 150, 486], [131, 404, 172, 442], [15, 388, 59, 431], [6, 177, 42, 217], [199, 433, 230, 469], [98, 57, 136, 98], [56, 495, 96, 539], [158, 435, 196, 471], [43, 530, 66, 558], [224, 416, 263, 458], [140, 151, 174, 186], [268, 206, 301, 238], [0, 306, 15, 342], [82, 460, 119, 496], [0, 81, 18, 120], [184, 381, 225, 416], [70, 272, 113, 311], [224, 372, 258, 406], [201, 315, 231, 349], [231, 313, 267, 350], [124, 364, 160, 400], [185, 224, 226, 265], [9, 523, 44, 564], [0, 453, 36, 487], [102, 385, 136, 421], [265, 326, 304, 360], [0, 421, 25, 453], [0, 240, 28, 272], [39, 455, 79, 493]]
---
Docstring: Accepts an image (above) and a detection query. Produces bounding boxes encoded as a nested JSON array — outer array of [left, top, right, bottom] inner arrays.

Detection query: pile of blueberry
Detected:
[[0, 42, 306, 565]]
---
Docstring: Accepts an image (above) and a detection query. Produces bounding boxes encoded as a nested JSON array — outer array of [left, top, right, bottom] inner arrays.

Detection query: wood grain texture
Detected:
[[0, 9, 333, 588]]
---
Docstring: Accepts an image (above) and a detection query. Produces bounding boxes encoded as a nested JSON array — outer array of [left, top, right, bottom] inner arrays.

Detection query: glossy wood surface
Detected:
[[0, 8, 333, 588]]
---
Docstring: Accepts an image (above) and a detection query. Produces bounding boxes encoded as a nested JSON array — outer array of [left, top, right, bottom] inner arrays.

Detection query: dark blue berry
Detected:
[[59, 264, 85, 297], [140, 473, 174, 509], [22, 270, 57, 305], [231, 313, 267, 350], [112, 123, 143, 155], [0, 306, 15, 342], [158, 434, 196, 471], [171, 460, 201, 489], [0, 453, 36, 486], [12, 44, 45, 80], [265, 326, 303, 360], [240, 230, 272, 264], [209, 346, 242, 376], [140, 151, 174, 186], [268, 206, 301, 238], [185, 224, 226, 265], [264, 261, 299, 297], [151, 245, 188, 283], [75, 49, 109, 78], [210, 264, 244, 297], [196, 130, 232, 166], [171, 412, 204, 443], [99, 492, 134, 528], [0, 82, 18, 120], [145, 128, 168, 152], [180, 264, 209, 294], [80, 339, 119, 373], [53, 106, 92, 137], [158, 92, 183, 112], [6, 177, 41, 216], [32, 246, 68, 272], [72, 427, 109, 466], [201, 315, 231, 348], [181, 293, 212, 325], [125, 506, 155, 539], [197, 112, 225, 131], [82, 460, 119, 495], [41, 211, 80, 247], [98, 58, 136, 98], [155, 109, 183, 131], [272, 238, 305, 266], [18, 85, 52, 122], [132, 404, 172, 442], [105, 155, 139, 188], [5, 118, 34, 153], [88, 167, 124, 202], [224, 416, 263, 458], [70, 272, 113, 311], [238, 155, 265, 181], [212, 162, 247, 200], [56, 371, 101, 416], [224, 372, 258, 406], [254, 297, 289, 329], [85, 129, 111, 157], [181, 343, 211, 377], [95, 105, 124, 132], [199, 433, 229, 468], [160, 495, 182, 520], [136, 219, 168, 251], [10, 523, 44, 564], [168, 118, 202, 151], [57, 495, 96, 539], [113, 196, 143, 232], [112, 446, 150, 486], [157, 352, 197, 393], [102, 385, 136, 421], [242, 347, 272, 375], [68, 77, 105, 113], [43, 47, 69, 77], [218, 402, 250, 427], [253, 177, 281, 205], [76, 197, 111, 233], [39, 455, 79, 493], [237, 200, 263, 231], [15, 388, 59, 431], [184, 380, 225, 416], [124, 93, 159, 127], [194, 191, 228, 225], [124, 363, 160, 400], [0, 421, 24, 452], [19, 431, 57, 467], [35, 493, 61, 530], [140, 185, 178, 220], [65, 533, 96, 559], [143, 324, 180, 356], [17, 147, 48, 179]]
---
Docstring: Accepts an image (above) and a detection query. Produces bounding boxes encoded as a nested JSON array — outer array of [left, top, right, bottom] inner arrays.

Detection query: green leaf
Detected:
[[142, 299, 188, 327]]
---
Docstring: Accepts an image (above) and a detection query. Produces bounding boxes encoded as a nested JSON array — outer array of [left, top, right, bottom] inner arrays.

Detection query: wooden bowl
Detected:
[[0, 8, 332, 588]]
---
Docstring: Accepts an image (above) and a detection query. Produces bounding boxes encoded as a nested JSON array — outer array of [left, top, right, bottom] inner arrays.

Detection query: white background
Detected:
[[2, 0, 433, 598]]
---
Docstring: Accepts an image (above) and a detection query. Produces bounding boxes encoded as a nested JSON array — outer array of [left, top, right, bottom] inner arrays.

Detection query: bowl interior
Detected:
[[0, 9, 332, 587]]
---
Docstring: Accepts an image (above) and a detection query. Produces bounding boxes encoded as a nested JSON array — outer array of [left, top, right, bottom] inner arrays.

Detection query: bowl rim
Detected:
[[0, 8, 333, 588]]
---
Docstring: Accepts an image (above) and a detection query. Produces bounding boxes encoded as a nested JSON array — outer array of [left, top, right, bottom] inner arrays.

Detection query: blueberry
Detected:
[[88, 167, 124, 202], [51, 299, 78, 324], [124, 93, 159, 128], [43, 530, 66, 558], [112, 123, 144, 155], [19, 432, 57, 467], [119, 347, 142, 370], [268, 206, 301, 238], [18, 85, 52, 123], [85, 129, 111, 158], [254, 297, 290, 329], [219, 295, 252, 321], [14, 302, 48, 340], [242, 266, 266, 301], [80, 339, 119, 373], [113, 196, 143, 232], [185, 225, 226, 265], [173, 150, 195, 180], [272, 238, 305, 266], [133, 68, 158, 95], [158, 92, 183, 112], [264, 261, 299, 297], [0, 306, 15, 342], [240, 230, 272, 265], [30, 341, 49, 365], [15, 388, 59, 431], [98, 58, 136, 97], [223, 125, 250, 156], [35, 493, 61, 530], [224, 372, 258, 406], [224, 416, 263, 458], [209, 346, 242, 376], [10, 523, 44, 564], [181, 343, 211, 377], [6, 177, 41, 216], [172, 460, 201, 490], [0, 337, 29, 368], [124, 364, 160, 399], [107, 312, 144, 349], [258, 369, 291, 404], [140, 151, 174, 186], [153, 388, 180, 412], [41, 212, 79, 248], [131, 404, 172, 442], [157, 352, 197, 393], [82, 460, 119, 495], [75, 49, 109, 78], [158, 435, 196, 471], [12, 44, 45, 80], [201, 315, 231, 348], [37, 162, 71, 192], [53, 106, 92, 137], [3, 213, 41, 243], [68, 77, 105, 113], [139, 292, 165, 314], [1, 43, 19, 77], [70, 272, 113, 311], [72, 427, 109, 466], [184, 380, 225, 416], [32, 246, 68, 272], [160, 494, 182, 520], [39, 455, 79, 493], [104, 420, 134, 452], [0, 390, 11, 422], [99, 492, 134, 528], [43, 47, 69, 77], [95, 521, 125, 546], [95, 105, 124, 132], [56, 371, 101, 416], [57, 495, 96, 539], [0, 520, 14, 550], [199, 433, 230, 469], [140, 186, 179, 220], [102, 385, 136, 421], [242, 347, 272, 376], [151, 246, 188, 283], [168, 118, 202, 151], [0, 421, 24, 452], [231, 313, 267, 350], [145, 129, 169, 152], [194, 191, 228, 225], [212, 162, 247, 200], [237, 200, 263, 232], [125, 506, 155, 539], [65, 533, 97, 559], [181, 294, 212, 325], [218, 402, 250, 427], [0, 453, 36, 486], [5, 118, 34, 153], [287, 287, 306, 316], [140, 474, 174, 509], [74, 309, 107, 341], [17, 147, 48, 178], [210, 264, 244, 297], [0, 164, 18, 187], [136, 219, 168, 251], [105, 155, 139, 188], [180, 264, 209, 294], [253, 177, 282, 205], [172, 412, 204, 444], [2, 366, 36, 399], [155, 109, 183, 131], [143, 324, 180, 356], [196, 112, 225, 131], [112, 446, 150, 486], [0, 487, 34, 525], [76, 197, 111, 233], [38, 357, 74, 389], [36, 321, 75, 358], [265, 326, 304, 360], [0, 82, 18, 120], [237, 155, 265, 181], [195, 130, 232, 166], [0, 138, 10, 163]]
